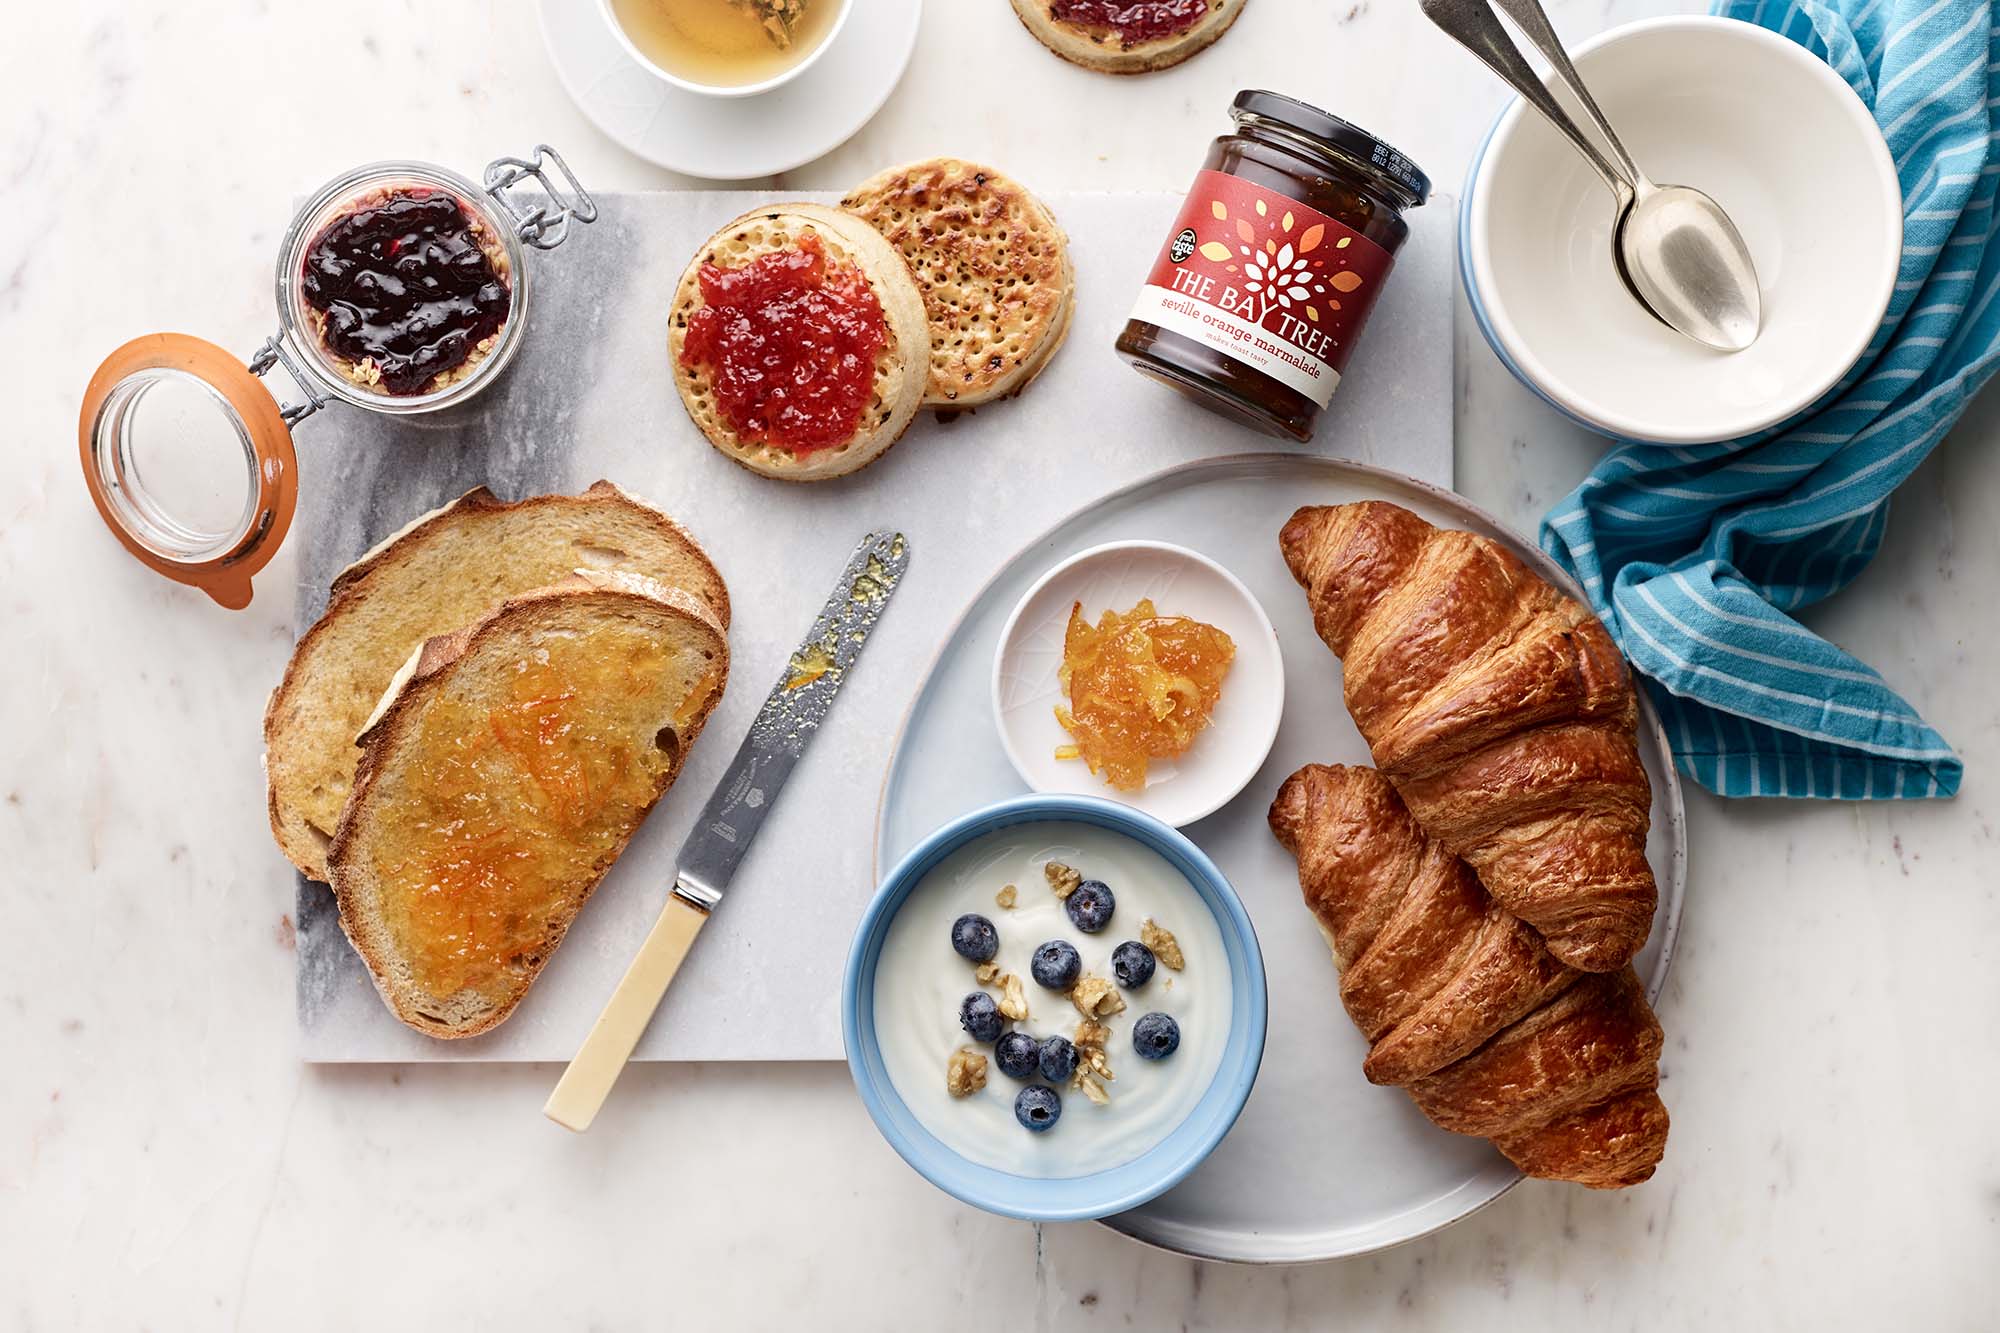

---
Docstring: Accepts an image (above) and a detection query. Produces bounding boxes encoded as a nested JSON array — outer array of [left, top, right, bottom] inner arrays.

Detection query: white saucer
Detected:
[[537, 0, 922, 179], [990, 541, 1286, 829]]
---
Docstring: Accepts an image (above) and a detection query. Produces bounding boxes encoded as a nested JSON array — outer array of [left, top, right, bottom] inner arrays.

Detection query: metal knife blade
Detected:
[[669, 530, 909, 913]]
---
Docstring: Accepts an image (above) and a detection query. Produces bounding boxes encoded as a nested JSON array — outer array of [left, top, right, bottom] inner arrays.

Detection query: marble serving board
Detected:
[[294, 189, 1455, 1062]]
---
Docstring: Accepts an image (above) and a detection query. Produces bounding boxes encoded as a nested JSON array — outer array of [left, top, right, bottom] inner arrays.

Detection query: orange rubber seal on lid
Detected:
[[79, 333, 298, 610]]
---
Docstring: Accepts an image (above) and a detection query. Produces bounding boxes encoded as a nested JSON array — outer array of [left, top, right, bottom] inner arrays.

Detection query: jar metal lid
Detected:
[[1229, 89, 1431, 207]]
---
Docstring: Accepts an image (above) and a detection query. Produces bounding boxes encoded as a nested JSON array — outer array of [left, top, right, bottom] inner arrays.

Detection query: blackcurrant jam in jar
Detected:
[[1116, 90, 1429, 442]]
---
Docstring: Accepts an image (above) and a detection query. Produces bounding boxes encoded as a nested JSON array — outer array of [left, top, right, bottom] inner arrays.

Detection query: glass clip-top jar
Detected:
[[1117, 90, 1430, 442], [79, 144, 596, 609]]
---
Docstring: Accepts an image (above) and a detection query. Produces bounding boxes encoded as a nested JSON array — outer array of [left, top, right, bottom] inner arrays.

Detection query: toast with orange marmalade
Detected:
[[325, 572, 728, 1038]]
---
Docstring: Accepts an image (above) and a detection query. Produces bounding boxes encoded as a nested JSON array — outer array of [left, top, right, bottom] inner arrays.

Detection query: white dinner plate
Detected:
[[876, 453, 1687, 1263], [537, 0, 922, 179]]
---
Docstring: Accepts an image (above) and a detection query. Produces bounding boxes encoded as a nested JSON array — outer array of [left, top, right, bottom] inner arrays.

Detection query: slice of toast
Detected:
[[264, 482, 728, 883], [1009, 0, 1246, 73], [326, 572, 729, 1039], [669, 203, 930, 482], [839, 159, 1075, 408]]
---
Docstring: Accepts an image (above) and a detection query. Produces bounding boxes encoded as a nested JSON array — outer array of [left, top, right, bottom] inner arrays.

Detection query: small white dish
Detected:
[[597, 0, 852, 99], [1464, 16, 1902, 444], [538, 0, 919, 179], [990, 541, 1284, 829]]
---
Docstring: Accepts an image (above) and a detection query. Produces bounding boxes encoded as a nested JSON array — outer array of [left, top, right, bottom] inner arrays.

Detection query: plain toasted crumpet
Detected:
[[840, 158, 1075, 408], [263, 482, 729, 884], [326, 572, 729, 1039], [1008, 0, 1247, 74], [669, 202, 929, 481]]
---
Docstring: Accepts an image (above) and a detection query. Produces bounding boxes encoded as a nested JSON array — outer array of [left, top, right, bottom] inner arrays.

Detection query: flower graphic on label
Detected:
[[1241, 242, 1322, 310], [1194, 196, 1364, 323]]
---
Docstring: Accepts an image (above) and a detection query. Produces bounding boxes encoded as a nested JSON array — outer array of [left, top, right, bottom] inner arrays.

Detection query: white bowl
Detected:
[[990, 541, 1284, 829], [598, 0, 852, 98], [1464, 16, 1902, 444]]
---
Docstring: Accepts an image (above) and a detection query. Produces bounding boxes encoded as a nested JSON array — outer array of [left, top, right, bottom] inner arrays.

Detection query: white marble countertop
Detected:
[[5, 1, 1996, 1326]]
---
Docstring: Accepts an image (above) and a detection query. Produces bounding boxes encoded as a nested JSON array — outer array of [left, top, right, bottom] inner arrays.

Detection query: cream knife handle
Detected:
[[543, 893, 709, 1133]]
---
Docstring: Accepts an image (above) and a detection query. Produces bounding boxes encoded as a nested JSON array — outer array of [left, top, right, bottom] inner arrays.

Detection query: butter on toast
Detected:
[[326, 572, 728, 1039], [264, 482, 728, 882], [840, 159, 1075, 409]]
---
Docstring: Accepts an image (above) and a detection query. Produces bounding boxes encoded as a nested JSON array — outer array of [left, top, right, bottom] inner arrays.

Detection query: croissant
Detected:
[[1270, 762, 1668, 1189], [1279, 500, 1656, 971]]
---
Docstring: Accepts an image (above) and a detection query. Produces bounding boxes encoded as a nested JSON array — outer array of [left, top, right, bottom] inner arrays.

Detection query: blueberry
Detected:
[[959, 991, 1002, 1044], [1065, 879, 1115, 933], [1030, 939, 1082, 991], [950, 913, 999, 963], [1111, 941, 1156, 989], [1132, 1012, 1181, 1061], [1038, 1035, 1079, 1082], [1014, 1084, 1063, 1133], [994, 1031, 1040, 1080]]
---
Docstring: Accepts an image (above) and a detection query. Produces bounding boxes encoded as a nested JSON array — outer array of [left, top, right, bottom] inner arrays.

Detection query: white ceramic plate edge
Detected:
[[538, 0, 921, 179]]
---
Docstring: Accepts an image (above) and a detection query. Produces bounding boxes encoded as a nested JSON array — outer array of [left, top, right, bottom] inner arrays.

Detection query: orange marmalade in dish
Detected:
[[1054, 599, 1235, 791], [368, 628, 717, 1001]]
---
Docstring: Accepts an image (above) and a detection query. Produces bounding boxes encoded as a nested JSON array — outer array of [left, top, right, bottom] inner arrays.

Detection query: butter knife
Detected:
[[545, 530, 910, 1131]]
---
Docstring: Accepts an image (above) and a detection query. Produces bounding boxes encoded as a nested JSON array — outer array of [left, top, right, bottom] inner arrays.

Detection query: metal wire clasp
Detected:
[[483, 144, 599, 251], [247, 335, 328, 426]]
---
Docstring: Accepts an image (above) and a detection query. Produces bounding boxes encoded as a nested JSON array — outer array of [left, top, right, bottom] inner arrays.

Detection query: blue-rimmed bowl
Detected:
[[843, 793, 1267, 1222]]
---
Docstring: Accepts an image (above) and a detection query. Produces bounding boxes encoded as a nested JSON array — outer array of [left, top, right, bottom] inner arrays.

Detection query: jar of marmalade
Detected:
[[1117, 90, 1429, 442]]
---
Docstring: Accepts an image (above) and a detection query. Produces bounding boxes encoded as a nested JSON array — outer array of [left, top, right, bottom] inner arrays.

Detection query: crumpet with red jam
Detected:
[[1009, 0, 1246, 74], [670, 203, 928, 482]]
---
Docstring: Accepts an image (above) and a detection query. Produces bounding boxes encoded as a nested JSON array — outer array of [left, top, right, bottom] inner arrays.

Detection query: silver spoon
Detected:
[[1423, 0, 1762, 352]]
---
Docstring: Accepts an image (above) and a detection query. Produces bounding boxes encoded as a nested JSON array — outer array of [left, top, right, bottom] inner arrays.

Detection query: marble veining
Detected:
[[5, 0, 1997, 1327]]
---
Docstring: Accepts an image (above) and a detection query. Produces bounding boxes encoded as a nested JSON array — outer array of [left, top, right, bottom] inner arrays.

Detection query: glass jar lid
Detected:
[[79, 334, 299, 609], [1229, 89, 1431, 207]]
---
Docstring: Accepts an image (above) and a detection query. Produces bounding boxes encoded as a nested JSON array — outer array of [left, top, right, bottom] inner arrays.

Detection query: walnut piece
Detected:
[[998, 973, 1028, 1021], [1141, 918, 1185, 971], [1068, 1015, 1115, 1098], [947, 1048, 988, 1098], [1044, 860, 1082, 899], [974, 961, 1000, 985], [1069, 974, 1126, 1020], [996, 884, 1018, 909]]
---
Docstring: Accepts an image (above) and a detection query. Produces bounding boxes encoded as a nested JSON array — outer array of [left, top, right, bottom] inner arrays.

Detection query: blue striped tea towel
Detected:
[[1539, 0, 2000, 799]]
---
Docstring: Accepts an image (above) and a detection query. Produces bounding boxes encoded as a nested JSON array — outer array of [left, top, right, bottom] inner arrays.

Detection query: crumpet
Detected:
[[1009, 0, 1247, 74], [841, 159, 1074, 408], [670, 203, 928, 481]]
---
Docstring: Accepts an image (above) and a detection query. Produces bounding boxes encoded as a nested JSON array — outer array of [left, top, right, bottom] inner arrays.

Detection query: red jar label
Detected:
[[1129, 170, 1395, 409]]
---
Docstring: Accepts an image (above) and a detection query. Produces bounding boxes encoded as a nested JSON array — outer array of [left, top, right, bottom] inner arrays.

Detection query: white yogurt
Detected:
[[873, 821, 1231, 1178]]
